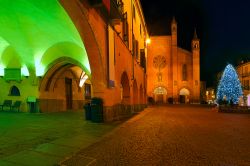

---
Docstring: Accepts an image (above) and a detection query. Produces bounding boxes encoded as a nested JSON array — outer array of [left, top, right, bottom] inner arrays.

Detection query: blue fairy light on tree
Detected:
[[216, 64, 243, 104]]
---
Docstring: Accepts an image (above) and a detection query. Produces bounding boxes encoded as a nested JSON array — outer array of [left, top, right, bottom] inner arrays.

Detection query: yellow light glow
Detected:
[[79, 72, 88, 87], [146, 38, 151, 44]]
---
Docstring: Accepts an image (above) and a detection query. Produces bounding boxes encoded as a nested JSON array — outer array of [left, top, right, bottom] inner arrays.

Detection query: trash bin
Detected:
[[90, 97, 104, 123], [84, 103, 91, 120]]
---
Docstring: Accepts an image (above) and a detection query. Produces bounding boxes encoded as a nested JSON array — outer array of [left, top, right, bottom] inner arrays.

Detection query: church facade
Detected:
[[147, 18, 201, 104]]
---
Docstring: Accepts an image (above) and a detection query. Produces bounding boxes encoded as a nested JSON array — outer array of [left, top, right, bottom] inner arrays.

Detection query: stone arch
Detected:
[[39, 42, 90, 76], [120, 71, 130, 104], [179, 87, 190, 103], [39, 57, 87, 91], [39, 57, 90, 112], [0, 36, 10, 60], [153, 86, 167, 103], [179, 88, 190, 95], [153, 86, 167, 94], [60, 0, 106, 97], [133, 79, 139, 104], [1, 46, 22, 68]]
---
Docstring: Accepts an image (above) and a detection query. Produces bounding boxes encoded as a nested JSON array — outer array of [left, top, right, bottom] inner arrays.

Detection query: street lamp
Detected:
[[146, 38, 151, 44]]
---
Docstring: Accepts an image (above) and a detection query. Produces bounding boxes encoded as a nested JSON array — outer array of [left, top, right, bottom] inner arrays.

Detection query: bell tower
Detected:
[[171, 17, 178, 103], [192, 29, 200, 103], [171, 16, 177, 46], [192, 29, 200, 51]]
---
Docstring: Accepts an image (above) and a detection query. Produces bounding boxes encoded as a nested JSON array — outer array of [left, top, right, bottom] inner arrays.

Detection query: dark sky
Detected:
[[140, 0, 250, 87]]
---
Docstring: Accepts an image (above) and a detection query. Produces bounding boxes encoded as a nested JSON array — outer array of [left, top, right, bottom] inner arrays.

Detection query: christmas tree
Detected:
[[216, 64, 243, 104]]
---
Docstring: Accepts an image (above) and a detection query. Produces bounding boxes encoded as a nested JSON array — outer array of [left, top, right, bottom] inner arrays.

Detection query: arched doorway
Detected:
[[139, 84, 143, 104], [153, 86, 167, 103], [179, 88, 190, 104], [39, 58, 91, 112], [121, 72, 130, 104]]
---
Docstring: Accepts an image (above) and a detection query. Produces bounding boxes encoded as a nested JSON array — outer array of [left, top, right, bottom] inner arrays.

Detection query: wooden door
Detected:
[[65, 78, 72, 109], [157, 94, 164, 103], [180, 95, 185, 104]]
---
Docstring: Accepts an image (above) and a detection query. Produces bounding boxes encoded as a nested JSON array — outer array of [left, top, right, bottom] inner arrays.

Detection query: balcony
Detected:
[[88, 0, 104, 7], [88, 0, 123, 23], [110, 0, 124, 20]]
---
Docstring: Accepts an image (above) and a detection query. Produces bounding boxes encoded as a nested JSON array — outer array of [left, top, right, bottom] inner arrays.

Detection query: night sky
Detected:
[[140, 0, 250, 87]]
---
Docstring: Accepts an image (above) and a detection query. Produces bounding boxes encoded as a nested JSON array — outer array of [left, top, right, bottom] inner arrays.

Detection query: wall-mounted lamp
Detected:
[[146, 38, 151, 44]]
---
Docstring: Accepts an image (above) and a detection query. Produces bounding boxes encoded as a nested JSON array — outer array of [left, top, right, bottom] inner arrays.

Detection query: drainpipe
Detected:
[[106, 23, 110, 87]]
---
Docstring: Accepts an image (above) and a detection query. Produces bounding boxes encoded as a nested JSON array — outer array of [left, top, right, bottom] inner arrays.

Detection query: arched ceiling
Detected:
[[0, 0, 90, 75]]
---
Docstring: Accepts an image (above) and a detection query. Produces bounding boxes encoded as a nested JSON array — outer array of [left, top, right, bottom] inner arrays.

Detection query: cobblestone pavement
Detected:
[[61, 105, 250, 166], [0, 111, 119, 166]]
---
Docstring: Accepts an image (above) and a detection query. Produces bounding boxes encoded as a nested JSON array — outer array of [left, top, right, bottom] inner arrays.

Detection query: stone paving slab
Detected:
[[60, 155, 96, 166], [0, 160, 21, 166], [34, 143, 76, 157], [0, 111, 120, 166], [1, 150, 61, 166], [51, 135, 97, 149]]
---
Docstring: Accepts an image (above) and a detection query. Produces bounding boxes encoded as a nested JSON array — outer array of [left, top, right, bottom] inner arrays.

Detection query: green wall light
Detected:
[[21, 66, 29, 77], [0, 65, 4, 76]]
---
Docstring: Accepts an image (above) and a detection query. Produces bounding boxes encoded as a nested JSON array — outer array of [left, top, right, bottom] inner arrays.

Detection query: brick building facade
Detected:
[[0, 0, 148, 121], [237, 61, 250, 105]]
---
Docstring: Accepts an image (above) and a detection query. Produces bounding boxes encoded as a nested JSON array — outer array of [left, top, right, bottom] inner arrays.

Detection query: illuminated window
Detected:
[[140, 49, 146, 71], [123, 12, 129, 47], [133, 5, 136, 19], [9, 86, 20, 96], [182, 64, 187, 81]]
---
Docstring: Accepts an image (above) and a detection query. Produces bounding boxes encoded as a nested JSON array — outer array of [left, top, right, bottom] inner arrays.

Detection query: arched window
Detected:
[[9, 86, 20, 96], [182, 64, 187, 81]]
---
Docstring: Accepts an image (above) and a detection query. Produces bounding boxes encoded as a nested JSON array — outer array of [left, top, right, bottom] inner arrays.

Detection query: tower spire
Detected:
[[193, 28, 198, 39], [172, 16, 177, 24], [192, 28, 200, 50], [171, 16, 177, 35]]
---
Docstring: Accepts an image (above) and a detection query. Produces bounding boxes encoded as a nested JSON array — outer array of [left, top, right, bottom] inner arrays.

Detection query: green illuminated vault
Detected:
[[0, 0, 90, 76]]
